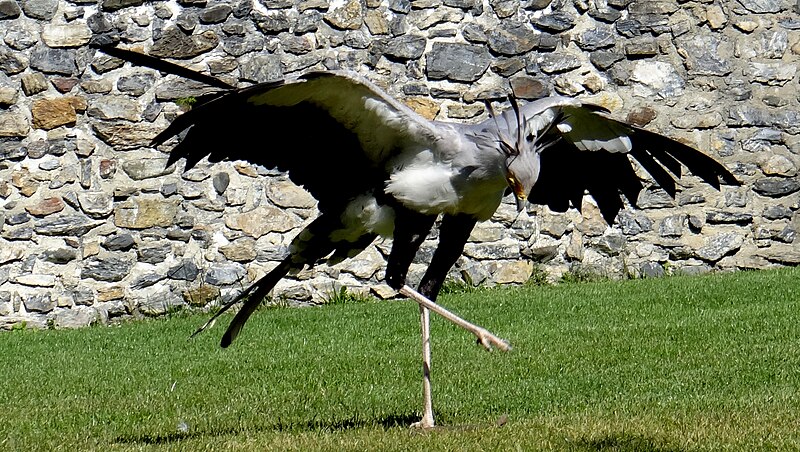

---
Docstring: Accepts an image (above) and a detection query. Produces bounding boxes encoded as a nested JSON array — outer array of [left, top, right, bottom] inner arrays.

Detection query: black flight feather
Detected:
[[630, 125, 739, 188], [629, 148, 678, 197], [97, 45, 236, 90]]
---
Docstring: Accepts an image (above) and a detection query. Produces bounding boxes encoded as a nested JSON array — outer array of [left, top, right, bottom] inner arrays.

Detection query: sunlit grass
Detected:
[[1, 267, 798, 451]]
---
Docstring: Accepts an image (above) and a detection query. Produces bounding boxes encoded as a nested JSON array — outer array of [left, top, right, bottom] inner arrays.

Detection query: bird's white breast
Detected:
[[385, 161, 460, 215], [384, 146, 507, 220]]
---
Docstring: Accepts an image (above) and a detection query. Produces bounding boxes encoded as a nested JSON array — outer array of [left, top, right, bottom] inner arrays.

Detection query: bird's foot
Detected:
[[410, 417, 435, 429], [474, 327, 512, 352]]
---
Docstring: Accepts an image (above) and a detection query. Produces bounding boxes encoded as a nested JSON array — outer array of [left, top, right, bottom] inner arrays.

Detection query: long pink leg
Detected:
[[399, 285, 511, 351], [399, 285, 511, 428], [413, 304, 434, 428]]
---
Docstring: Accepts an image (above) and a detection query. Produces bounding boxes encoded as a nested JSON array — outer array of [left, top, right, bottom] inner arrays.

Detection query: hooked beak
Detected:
[[507, 176, 528, 212], [513, 189, 527, 212]]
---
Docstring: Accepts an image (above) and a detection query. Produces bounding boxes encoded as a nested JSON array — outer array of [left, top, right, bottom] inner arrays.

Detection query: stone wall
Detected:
[[0, 0, 798, 329]]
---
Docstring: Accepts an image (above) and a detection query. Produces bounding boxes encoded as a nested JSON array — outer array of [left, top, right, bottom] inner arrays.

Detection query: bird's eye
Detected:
[[526, 134, 534, 143]]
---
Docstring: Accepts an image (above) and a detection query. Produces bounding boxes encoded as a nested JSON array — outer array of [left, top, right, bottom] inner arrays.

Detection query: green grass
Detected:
[[1, 267, 799, 451]]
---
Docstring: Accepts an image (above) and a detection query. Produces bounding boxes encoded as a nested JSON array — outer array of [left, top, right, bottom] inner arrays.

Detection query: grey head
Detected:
[[484, 96, 553, 212]]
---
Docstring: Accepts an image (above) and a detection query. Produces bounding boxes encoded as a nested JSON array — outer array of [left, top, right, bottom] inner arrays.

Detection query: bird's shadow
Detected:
[[575, 432, 684, 452], [113, 413, 421, 445]]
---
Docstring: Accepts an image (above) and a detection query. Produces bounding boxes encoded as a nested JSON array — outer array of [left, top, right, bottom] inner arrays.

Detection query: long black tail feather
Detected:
[[190, 258, 293, 347], [220, 259, 293, 348]]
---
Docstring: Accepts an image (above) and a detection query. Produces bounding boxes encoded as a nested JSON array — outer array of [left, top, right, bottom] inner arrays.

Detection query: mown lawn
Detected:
[[1, 267, 798, 451]]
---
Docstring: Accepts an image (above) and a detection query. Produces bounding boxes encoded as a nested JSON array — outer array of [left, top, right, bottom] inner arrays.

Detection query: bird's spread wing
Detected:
[[158, 70, 441, 164], [523, 98, 739, 224], [159, 72, 442, 211], [101, 47, 441, 212]]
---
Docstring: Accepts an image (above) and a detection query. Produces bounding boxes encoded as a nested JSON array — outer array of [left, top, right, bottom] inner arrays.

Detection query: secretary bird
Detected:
[[99, 46, 738, 428]]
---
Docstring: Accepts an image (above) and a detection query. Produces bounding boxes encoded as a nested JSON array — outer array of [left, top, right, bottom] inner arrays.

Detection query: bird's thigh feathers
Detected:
[[329, 194, 396, 241]]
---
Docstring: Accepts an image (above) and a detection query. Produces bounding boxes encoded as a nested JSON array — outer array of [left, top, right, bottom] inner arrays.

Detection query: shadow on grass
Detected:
[[577, 433, 684, 452], [114, 413, 421, 445]]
